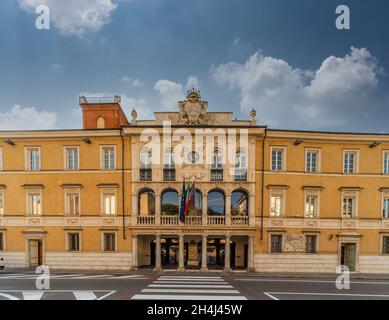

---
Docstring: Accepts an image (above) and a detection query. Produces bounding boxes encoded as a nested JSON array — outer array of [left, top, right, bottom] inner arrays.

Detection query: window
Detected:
[[67, 233, 80, 252], [305, 195, 318, 218], [306, 149, 319, 173], [383, 197, 389, 219], [103, 233, 116, 251], [0, 232, 4, 251], [383, 237, 389, 255], [101, 146, 115, 170], [65, 147, 79, 170], [207, 190, 225, 216], [0, 192, 4, 215], [271, 147, 285, 171], [162, 189, 179, 215], [138, 189, 156, 216], [305, 235, 317, 254], [65, 191, 80, 216], [344, 151, 357, 174], [342, 196, 355, 218], [270, 235, 283, 253], [0, 147, 3, 171], [28, 192, 42, 215], [231, 190, 248, 216], [211, 148, 222, 169], [140, 148, 152, 169], [26, 147, 40, 171], [384, 151, 389, 175], [270, 193, 283, 217], [102, 191, 116, 215]]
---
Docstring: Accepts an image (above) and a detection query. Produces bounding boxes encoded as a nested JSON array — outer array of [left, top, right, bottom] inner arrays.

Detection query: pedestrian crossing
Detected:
[[131, 275, 247, 300], [0, 272, 148, 280]]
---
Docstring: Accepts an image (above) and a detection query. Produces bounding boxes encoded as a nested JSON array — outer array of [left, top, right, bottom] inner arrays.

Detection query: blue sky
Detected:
[[0, 0, 388, 132]]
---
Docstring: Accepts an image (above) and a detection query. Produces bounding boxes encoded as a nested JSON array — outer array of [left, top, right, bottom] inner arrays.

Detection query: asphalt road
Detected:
[[0, 270, 389, 300]]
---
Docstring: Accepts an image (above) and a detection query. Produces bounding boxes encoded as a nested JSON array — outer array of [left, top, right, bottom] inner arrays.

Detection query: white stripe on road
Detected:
[[71, 275, 111, 279], [264, 291, 389, 299], [149, 284, 233, 288], [158, 276, 222, 280], [112, 275, 148, 279], [22, 291, 45, 300], [154, 281, 227, 284], [142, 288, 240, 294], [49, 274, 85, 279], [132, 294, 247, 300], [73, 291, 98, 300], [263, 292, 280, 300], [236, 278, 389, 285]]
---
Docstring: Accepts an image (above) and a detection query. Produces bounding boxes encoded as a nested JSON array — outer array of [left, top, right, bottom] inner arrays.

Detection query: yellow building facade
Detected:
[[0, 93, 389, 273]]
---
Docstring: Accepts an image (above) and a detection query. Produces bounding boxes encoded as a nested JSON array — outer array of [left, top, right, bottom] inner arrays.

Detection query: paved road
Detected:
[[1, 270, 389, 300]]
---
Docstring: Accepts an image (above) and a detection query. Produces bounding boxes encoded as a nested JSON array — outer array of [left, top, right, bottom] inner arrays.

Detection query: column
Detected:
[[224, 234, 231, 272], [155, 234, 162, 272], [249, 195, 255, 226], [247, 235, 254, 272], [131, 194, 138, 225], [202, 194, 208, 226], [132, 235, 138, 270], [225, 194, 231, 225], [155, 194, 161, 225], [178, 234, 185, 271], [201, 234, 208, 272]]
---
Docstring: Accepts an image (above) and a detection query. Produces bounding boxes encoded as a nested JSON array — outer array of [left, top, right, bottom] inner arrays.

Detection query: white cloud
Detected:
[[121, 76, 143, 87], [213, 47, 382, 128], [18, 0, 118, 36], [185, 76, 200, 91], [51, 64, 63, 70], [0, 105, 57, 130], [154, 80, 184, 110]]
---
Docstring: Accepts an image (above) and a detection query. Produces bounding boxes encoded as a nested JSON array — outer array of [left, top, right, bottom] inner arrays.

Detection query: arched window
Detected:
[[161, 189, 179, 215], [207, 189, 225, 216], [97, 116, 105, 129], [140, 148, 152, 169], [231, 190, 248, 216], [235, 149, 247, 170], [188, 189, 202, 215], [211, 148, 222, 169], [138, 189, 156, 216], [164, 149, 175, 169]]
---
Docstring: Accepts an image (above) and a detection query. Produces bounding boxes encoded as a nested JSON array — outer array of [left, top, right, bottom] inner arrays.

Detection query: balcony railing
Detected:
[[139, 168, 152, 181], [163, 169, 176, 181], [207, 216, 226, 225], [184, 215, 202, 226], [161, 215, 179, 225], [231, 216, 249, 226], [137, 216, 155, 225], [234, 170, 247, 181], [210, 169, 223, 181]]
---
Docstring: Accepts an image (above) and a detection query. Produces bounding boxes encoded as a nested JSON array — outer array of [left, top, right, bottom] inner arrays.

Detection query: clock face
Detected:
[[188, 151, 200, 164]]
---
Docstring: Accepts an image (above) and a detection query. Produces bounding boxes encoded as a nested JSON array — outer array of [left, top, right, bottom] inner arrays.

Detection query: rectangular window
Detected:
[[103, 233, 116, 252], [271, 148, 284, 171], [0, 192, 4, 215], [342, 196, 355, 218], [270, 194, 283, 217], [102, 146, 115, 170], [0, 147, 3, 171], [305, 235, 317, 254], [270, 235, 283, 253], [65, 147, 79, 170], [28, 193, 42, 215], [66, 192, 80, 216], [306, 150, 319, 173], [384, 152, 389, 175], [383, 237, 389, 254], [68, 233, 80, 252], [26, 148, 40, 171], [102, 192, 116, 215], [305, 195, 318, 218], [344, 151, 357, 174], [0, 232, 4, 251], [383, 197, 389, 219]]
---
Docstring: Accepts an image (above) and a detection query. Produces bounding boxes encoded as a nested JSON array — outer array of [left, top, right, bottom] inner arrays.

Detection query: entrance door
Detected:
[[29, 240, 42, 267], [341, 243, 356, 271], [150, 241, 155, 267]]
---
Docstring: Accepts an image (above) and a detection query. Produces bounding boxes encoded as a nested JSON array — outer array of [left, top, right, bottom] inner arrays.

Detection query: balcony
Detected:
[[207, 216, 226, 225], [161, 215, 179, 225], [231, 216, 249, 226], [184, 215, 202, 226], [139, 168, 152, 181], [234, 170, 247, 181], [137, 216, 155, 225], [210, 169, 223, 181], [163, 169, 176, 181]]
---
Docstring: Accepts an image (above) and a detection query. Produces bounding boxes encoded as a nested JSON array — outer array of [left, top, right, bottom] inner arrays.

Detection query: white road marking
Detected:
[[153, 281, 227, 284], [71, 275, 111, 279], [22, 291, 45, 300], [142, 288, 240, 294], [236, 278, 389, 285], [149, 284, 233, 288], [158, 276, 223, 280], [263, 292, 280, 300], [264, 291, 389, 299], [73, 291, 98, 300], [112, 275, 148, 279], [131, 294, 247, 300]]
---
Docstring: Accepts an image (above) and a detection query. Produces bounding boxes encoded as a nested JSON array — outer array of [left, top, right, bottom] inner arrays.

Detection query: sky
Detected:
[[0, 0, 388, 132]]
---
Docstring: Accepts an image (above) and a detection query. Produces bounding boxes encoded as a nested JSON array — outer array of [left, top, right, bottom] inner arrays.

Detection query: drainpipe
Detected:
[[120, 128, 126, 240], [260, 129, 267, 240]]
